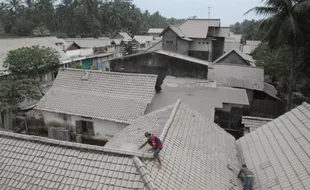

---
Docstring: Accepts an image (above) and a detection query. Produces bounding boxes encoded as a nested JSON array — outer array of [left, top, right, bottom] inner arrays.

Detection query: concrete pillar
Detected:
[[3, 110, 12, 130]]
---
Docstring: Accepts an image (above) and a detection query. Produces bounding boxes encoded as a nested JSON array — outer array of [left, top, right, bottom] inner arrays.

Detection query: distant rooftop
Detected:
[[147, 28, 164, 34]]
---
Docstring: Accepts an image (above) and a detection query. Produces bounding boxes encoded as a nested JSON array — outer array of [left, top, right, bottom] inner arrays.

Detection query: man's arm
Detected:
[[138, 141, 148, 150]]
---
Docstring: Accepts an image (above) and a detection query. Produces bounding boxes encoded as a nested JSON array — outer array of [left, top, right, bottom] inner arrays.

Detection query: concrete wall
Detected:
[[42, 111, 128, 140], [212, 37, 225, 62], [162, 29, 177, 52], [177, 38, 190, 55], [189, 39, 212, 51], [216, 51, 248, 66]]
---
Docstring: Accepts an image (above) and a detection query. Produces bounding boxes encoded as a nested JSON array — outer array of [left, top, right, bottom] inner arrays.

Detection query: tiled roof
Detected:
[[0, 37, 69, 71], [178, 19, 221, 38], [145, 76, 249, 120], [208, 64, 264, 91], [133, 36, 154, 44], [65, 38, 113, 48], [242, 116, 273, 133], [107, 100, 243, 189], [147, 28, 164, 34], [237, 102, 310, 190], [214, 49, 256, 66], [118, 32, 132, 40], [36, 69, 157, 124], [0, 131, 147, 190], [215, 27, 230, 37]]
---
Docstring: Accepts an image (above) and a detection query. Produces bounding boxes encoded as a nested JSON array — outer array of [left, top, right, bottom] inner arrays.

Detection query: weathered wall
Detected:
[[188, 51, 209, 61], [110, 53, 209, 89], [212, 37, 225, 62], [189, 39, 212, 51], [177, 38, 190, 55], [41, 111, 128, 140], [216, 52, 248, 66], [162, 29, 177, 52]]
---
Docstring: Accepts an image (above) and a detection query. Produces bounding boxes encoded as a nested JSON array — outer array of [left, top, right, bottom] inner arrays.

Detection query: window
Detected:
[[206, 42, 209, 45], [170, 41, 173, 43], [198, 42, 201, 44], [76, 120, 95, 136], [166, 41, 170, 43], [202, 42, 205, 44]]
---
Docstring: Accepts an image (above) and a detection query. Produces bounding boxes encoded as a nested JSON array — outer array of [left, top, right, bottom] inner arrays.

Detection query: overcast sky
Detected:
[[132, 0, 264, 26]]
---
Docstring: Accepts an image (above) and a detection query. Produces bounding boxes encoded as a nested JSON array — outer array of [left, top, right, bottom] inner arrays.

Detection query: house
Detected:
[[224, 32, 242, 53], [147, 28, 164, 37], [114, 32, 132, 40], [241, 40, 261, 55], [35, 69, 158, 140], [213, 48, 256, 67], [109, 49, 211, 89], [160, 19, 230, 62], [0, 37, 71, 79], [1, 101, 309, 189], [237, 102, 310, 190], [208, 64, 283, 118], [241, 116, 273, 134], [133, 35, 155, 49], [145, 76, 249, 137]]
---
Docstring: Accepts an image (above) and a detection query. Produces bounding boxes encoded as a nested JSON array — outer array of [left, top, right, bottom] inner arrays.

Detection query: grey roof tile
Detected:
[[178, 19, 221, 38], [237, 102, 310, 190], [208, 64, 264, 91], [36, 69, 157, 124], [242, 116, 273, 133]]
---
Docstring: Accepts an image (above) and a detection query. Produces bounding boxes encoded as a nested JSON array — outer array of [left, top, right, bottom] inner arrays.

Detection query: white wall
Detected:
[[42, 111, 128, 140], [189, 39, 212, 52], [66, 48, 93, 58]]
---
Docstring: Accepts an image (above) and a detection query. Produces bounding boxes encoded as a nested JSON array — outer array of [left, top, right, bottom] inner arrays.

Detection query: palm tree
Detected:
[[32, 24, 51, 36], [247, 0, 310, 110]]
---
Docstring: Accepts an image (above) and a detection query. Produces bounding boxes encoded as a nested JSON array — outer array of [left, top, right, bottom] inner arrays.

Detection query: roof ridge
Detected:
[[302, 102, 310, 110], [242, 116, 273, 121], [62, 68, 158, 77], [159, 99, 181, 142], [0, 130, 156, 159], [133, 156, 157, 190]]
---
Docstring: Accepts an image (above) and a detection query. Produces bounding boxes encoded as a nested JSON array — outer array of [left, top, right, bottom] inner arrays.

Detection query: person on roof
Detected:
[[139, 132, 162, 167], [238, 164, 255, 190]]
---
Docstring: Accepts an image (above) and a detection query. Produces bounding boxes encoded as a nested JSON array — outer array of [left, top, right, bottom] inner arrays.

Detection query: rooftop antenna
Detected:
[[208, 5, 212, 19]]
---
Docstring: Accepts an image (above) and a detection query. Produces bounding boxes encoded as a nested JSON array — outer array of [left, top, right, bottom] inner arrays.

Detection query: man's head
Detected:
[[242, 164, 247, 168], [145, 132, 151, 139]]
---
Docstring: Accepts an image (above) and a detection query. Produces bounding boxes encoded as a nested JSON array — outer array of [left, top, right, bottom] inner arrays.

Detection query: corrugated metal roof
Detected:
[[264, 82, 280, 100], [216, 27, 230, 37], [65, 38, 113, 48], [118, 32, 132, 40], [237, 102, 310, 190], [147, 28, 164, 34], [208, 64, 264, 91], [0, 37, 70, 71], [178, 19, 221, 38], [35, 69, 157, 124]]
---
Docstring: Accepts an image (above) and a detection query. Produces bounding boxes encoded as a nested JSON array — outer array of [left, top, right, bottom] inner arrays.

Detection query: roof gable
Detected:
[[36, 69, 158, 123], [237, 102, 310, 190], [214, 49, 256, 66]]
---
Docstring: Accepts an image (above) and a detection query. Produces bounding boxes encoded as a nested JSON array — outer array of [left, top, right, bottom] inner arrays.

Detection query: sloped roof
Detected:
[[214, 49, 256, 66], [208, 64, 264, 91], [147, 28, 164, 34], [160, 26, 192, 41], [145, 76, 249, 120], [0, 131, 148, 190], [242, 41, 261, 55], [36, 69, 157, 124], [133, 36, 154, 44], [215, 27, 230, 37], [178, 19, 221, 38], [143, 40, 162, 53], [237, 102, 310, 190], [0, 37, 70, 71], [264, 82, 280, 100], [106, 100, 243, 189], [65, 38, 113, 48], [242, 116, 273, 133], [118, 32, 132, 40]]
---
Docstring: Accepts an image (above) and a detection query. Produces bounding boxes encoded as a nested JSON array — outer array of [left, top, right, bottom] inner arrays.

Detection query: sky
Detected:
[[132, 0, 264, 26]]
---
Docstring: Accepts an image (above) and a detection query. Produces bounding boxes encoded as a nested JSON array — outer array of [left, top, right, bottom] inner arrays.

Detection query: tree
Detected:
[[247, 0, 310, 110], [32, 24, 51, 37], [3, 45, 60, 94]]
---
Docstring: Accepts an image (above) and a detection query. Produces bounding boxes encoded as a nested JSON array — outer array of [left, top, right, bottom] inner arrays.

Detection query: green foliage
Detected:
[[4, 45, 60, 78], [230, 19, 266, 40], [0, 75, 41, 112], [0, 0, 185, 38], [71, 62, 82, 69]]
